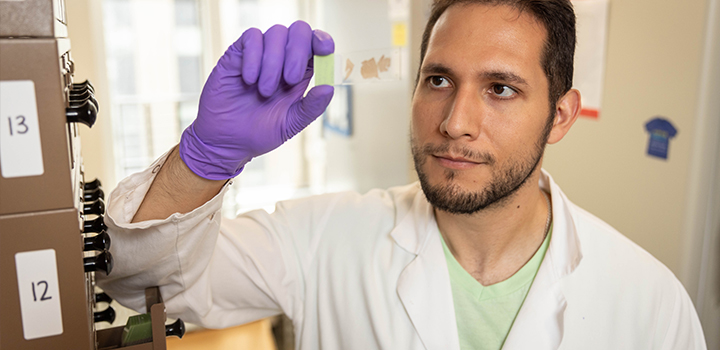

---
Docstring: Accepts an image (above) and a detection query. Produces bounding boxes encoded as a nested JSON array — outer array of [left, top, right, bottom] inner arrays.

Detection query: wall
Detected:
[[691, 0, 720, 346], [319, 0, 413, 194], [543, 0, 706, 282], [66, 0, 116, 189], [541, 0, 719, 344]]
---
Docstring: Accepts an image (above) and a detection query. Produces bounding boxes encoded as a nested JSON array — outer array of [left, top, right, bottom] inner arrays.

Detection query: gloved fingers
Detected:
[[214, 35, 246, 77], [285, 85, 334, 139], [312, 29, 335, 56], [241, 28, 263, 85], [259, 24, 289, 97], [283, 21, 313, 85]]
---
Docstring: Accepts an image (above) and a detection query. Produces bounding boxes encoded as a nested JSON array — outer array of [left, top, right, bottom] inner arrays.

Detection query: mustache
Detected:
[[418, 142, 496, 165]]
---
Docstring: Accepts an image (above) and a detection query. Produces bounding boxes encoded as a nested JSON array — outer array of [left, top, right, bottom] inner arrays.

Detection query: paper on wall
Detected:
[[572, 0, 610, 119], [388, 0, 410, 21]]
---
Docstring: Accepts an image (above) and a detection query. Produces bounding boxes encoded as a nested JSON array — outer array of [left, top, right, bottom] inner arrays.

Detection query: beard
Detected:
[[412, 114, 554, 215]]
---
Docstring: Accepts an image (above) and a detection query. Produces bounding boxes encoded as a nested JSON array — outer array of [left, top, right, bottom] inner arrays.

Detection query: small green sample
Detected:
[[121, 313, 153, 346], [314, 53, 335, 86]]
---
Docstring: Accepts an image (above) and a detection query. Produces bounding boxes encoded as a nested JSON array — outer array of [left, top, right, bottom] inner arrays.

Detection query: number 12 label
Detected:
[[15, 249, 63, 340], [0, 80, 44, 178]]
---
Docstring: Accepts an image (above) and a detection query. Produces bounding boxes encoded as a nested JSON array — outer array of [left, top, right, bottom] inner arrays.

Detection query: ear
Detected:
[[547, 89, 581, 144]]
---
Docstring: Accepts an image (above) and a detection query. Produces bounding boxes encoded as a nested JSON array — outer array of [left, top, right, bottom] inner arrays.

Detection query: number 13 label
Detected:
[[0, 80, 44, 178], [15, 249, 63, 340]]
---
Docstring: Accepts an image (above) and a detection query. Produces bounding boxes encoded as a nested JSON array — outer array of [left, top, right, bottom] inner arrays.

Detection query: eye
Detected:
[[490, 84, 517, 98], [428, 76, 451, 88]]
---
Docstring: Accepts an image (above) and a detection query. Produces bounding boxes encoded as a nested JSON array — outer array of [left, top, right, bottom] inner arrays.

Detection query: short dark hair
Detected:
[[417, 0, 576, 109]]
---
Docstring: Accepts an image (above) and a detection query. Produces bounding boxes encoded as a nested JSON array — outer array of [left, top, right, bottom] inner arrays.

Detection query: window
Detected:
[[102, 0, 325, 218]]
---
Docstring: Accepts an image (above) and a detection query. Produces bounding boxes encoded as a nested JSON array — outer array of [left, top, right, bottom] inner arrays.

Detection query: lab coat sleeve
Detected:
[[96, 153, 320, 329], [657, 277, 707, 350]]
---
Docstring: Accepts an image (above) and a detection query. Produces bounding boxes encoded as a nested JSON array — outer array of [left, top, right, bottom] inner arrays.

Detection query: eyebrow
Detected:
[[421, 63, 529, 86], [421, 63, 454, 76], [481, 71, 528, 86]]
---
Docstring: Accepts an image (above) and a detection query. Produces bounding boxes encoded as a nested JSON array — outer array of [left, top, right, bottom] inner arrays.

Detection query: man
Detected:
[[98, 0, 707, 349]]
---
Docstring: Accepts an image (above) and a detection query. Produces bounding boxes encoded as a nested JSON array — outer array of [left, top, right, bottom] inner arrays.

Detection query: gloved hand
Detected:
[[179, 21, 335, 180]]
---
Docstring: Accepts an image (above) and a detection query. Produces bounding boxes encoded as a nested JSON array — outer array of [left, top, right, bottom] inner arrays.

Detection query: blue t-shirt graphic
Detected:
[[645, 117, 677, 160]]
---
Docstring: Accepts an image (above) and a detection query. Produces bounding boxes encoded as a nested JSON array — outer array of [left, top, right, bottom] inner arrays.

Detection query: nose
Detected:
[[439, 87, 482, 140]]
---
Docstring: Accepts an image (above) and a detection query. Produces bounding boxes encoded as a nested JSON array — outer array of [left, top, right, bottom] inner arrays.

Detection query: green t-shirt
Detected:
[[441, 224, 552, 350]]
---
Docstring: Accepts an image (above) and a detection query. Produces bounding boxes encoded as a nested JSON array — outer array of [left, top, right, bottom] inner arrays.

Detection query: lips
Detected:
[[434, 154, 481, 164], [414, 142, 494, 169], [432, 153, 484, 169]]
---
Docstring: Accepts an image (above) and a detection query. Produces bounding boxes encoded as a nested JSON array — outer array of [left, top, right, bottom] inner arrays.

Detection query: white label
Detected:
[[0, 80, 44, 178], [15, 249, 64, 340]]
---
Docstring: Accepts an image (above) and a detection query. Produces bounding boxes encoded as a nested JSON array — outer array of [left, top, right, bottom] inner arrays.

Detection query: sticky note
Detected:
[[314, 54, 335, 86], [392, 22, 407, 47]]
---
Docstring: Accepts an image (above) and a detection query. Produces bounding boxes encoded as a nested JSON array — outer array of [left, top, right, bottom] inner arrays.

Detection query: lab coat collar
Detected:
[[539, 169, 584, 280], [391, 169, 583, 350], [502, 169, 583, 349], [393, 187, 461, 350], [390, 184, 436, 255]]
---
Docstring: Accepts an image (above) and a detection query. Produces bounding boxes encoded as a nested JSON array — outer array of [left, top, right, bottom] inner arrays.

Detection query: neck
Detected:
[[435, 169, 550, 286]]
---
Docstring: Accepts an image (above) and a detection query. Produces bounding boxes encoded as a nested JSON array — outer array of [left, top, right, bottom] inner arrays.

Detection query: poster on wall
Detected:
[[572, 0, 610, 119], [323, 85, 353, 137]]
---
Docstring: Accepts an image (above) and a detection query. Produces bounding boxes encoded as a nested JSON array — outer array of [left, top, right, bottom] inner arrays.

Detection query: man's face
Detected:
[[411, 3, 553, 214]]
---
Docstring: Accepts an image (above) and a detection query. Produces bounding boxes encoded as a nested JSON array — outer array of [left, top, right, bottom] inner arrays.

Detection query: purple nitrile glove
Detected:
[[179, 21, 335, 180]]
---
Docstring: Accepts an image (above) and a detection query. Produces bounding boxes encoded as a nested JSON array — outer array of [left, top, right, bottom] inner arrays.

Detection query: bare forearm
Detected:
[[132, 147, 226, 222]]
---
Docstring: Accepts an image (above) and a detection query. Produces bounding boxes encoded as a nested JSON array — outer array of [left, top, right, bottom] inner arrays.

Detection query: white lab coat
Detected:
[[98, 154, 707, 350]]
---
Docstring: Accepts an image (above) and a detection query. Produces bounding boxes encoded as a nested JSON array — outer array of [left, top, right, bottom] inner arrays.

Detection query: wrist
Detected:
[[178, 124, 251, 180], [131, 147, 226, 222]]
